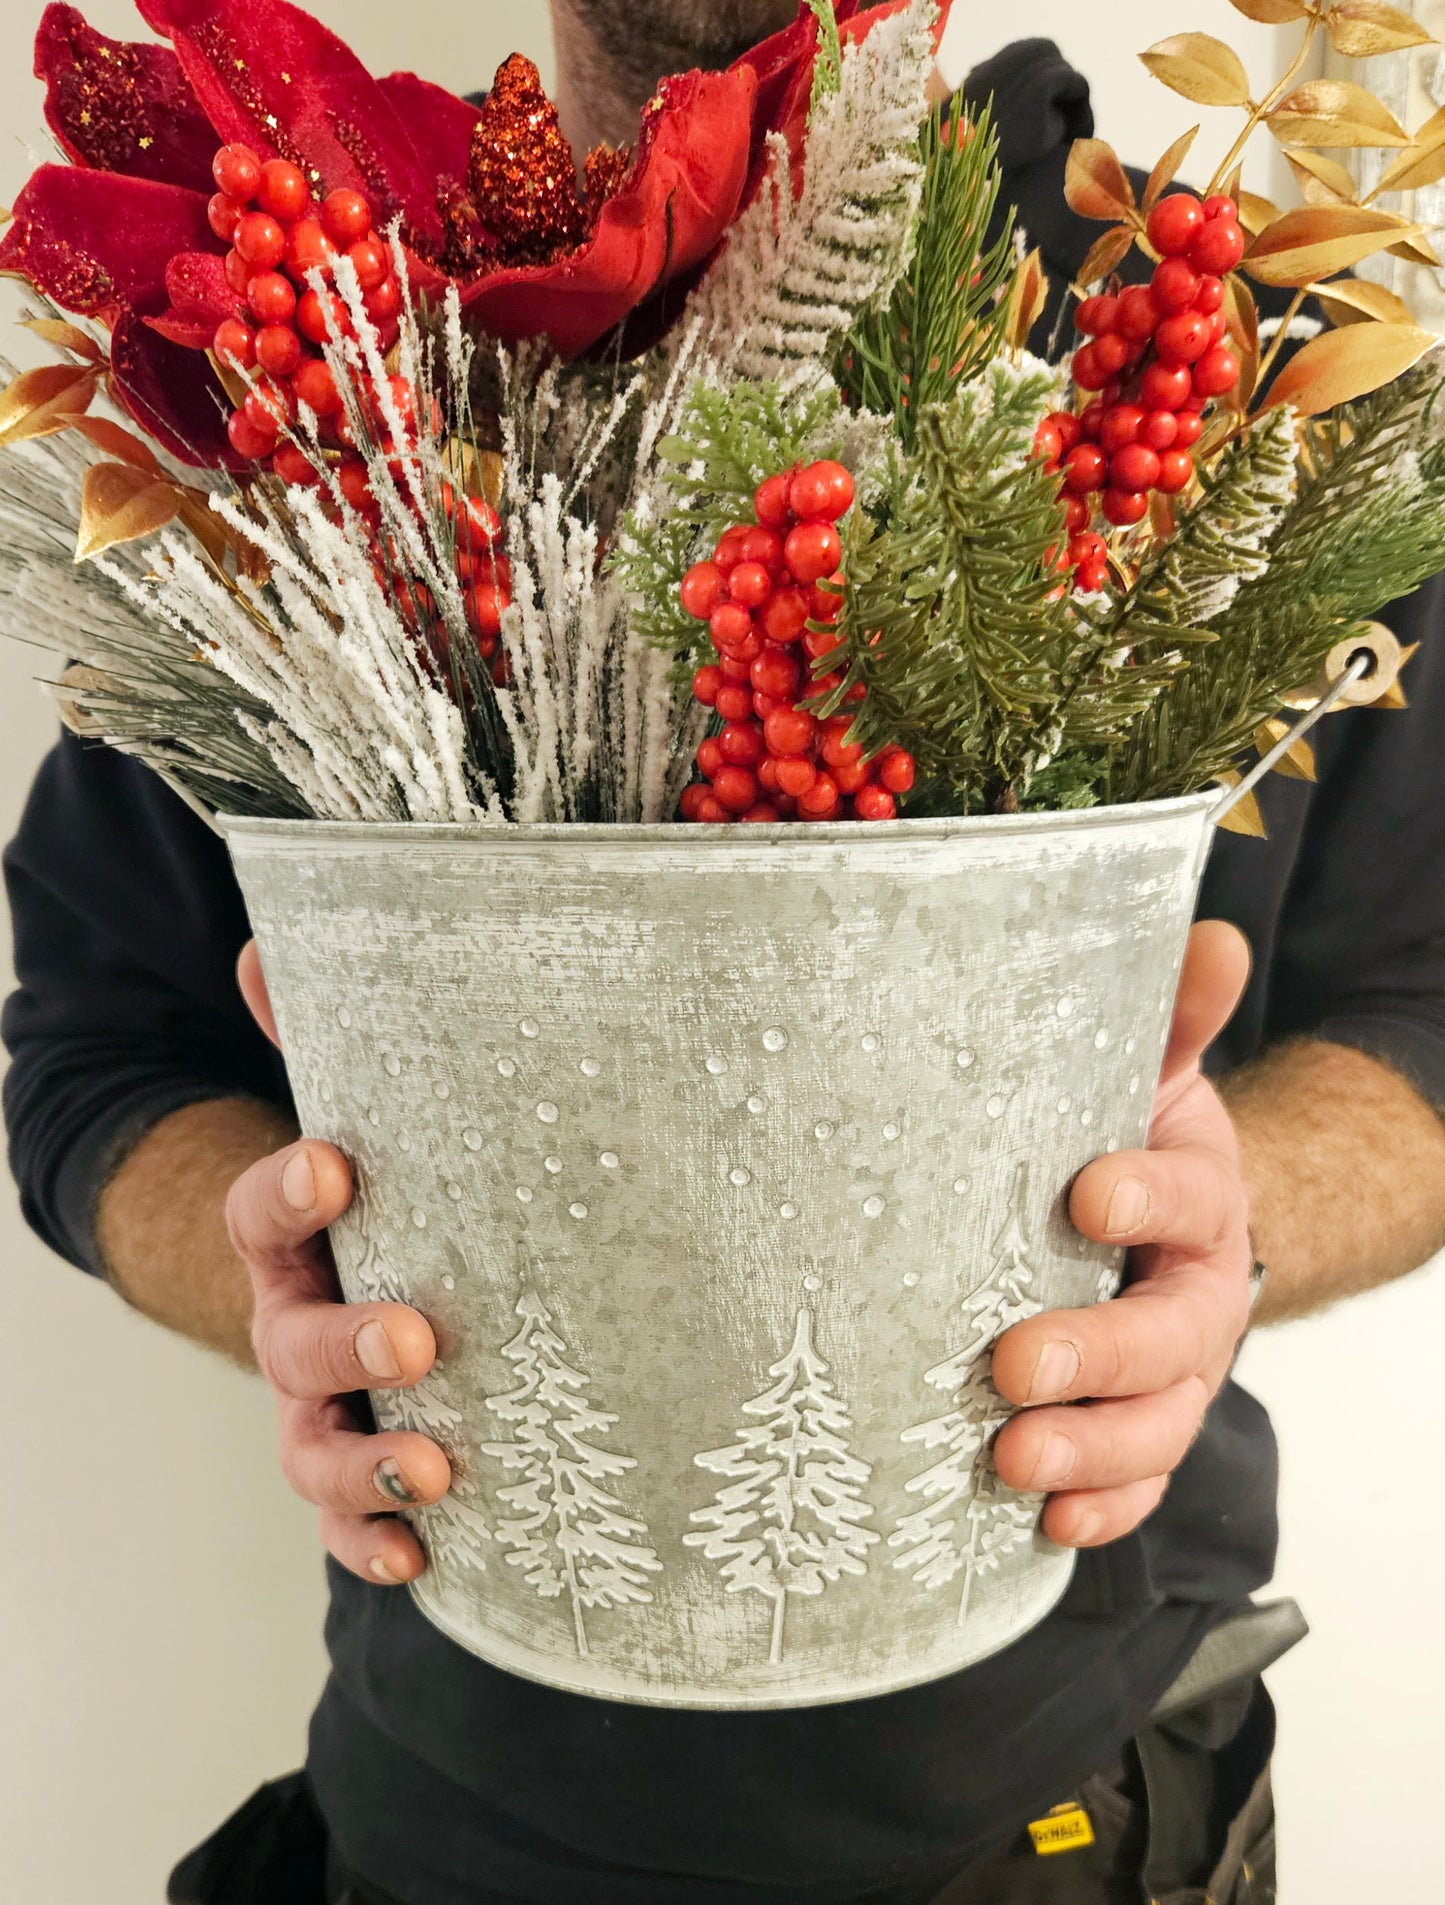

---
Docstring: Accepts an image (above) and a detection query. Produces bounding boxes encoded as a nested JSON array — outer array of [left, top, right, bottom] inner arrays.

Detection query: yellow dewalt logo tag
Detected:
[[1027, 1804, 1096, 1857]]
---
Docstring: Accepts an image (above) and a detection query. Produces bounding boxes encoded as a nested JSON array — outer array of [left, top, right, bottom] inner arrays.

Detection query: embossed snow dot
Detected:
[[730, 1168, 753, 1188], [336, 1005, 353, 1029], [520, 1019, 540, 1039], [579, 1057, 602, 1077], [383, 1053, 401, 1077], [747, 1096, 766, 1115], [1080, 1109, 1096, 1127], [803, 1274, 823, 1294], [780, 1201, 799, 1220], [814, 1120, 835, 1141], [446, 1182, 463, 1201], [434, 1081, 451, 1099], [956, 1048, 976, 1070], [600, 1152, 620, 1170], [536, 1101, 560, 1125], [903, 1272, 921, 1289], [762, 1027, 789, 1053], [953, 1177, 971, 1196], [516, 1186, 534, 1204], [862, 1195, 886, 1220], [544, 1156, 563, 1174], [497, 1058, 517, 1079], [861, 1033, 881, 1053], [1125, 1037, 1138, 1057], [411, 1208, 427, 1229], [1094, 1028, 1110, 1051], [705, 1054, 728, 1076], [1057, 1096, 1073, 1115], [569, 1202, 589, 1221], [462, 1128, 483, 1151], [367, 1108, 380, 1126], [398, 1135, 411, 1153], [882, 1122, 901, 1141], [1056, 998, 1075, 1019], [1129, 1076, 1141, 1096], [442, 1274, 456, 1291], [986, 1095, 1007, 1119]]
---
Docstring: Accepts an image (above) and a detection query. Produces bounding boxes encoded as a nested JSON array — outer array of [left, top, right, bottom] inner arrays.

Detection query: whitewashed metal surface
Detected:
[[226, 801, 1214, 1708]]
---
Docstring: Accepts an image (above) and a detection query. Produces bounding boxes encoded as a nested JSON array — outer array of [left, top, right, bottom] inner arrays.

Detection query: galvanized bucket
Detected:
[[225, 797, 1215, 1710]]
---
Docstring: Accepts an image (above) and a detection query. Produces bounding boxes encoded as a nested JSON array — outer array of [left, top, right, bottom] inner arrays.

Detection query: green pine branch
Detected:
[[839, 99, 1018, 452]]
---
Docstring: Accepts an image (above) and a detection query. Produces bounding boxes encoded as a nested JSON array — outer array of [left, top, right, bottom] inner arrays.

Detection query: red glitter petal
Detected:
[[468, 55, 586, 269]]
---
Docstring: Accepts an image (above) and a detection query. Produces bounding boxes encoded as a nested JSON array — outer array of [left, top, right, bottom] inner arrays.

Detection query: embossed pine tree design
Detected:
[[686, 1304, 879, 1667], [482, 1288, 661, 1657], [890, 1165, 1044, 1625]]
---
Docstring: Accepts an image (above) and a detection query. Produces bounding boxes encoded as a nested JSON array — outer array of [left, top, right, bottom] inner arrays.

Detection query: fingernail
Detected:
[[1104, 1175, 1151, 1238], [1070, 1509, 1106, 1547], [369, 1556, 404, 1585], [281, 1149, 316, 1213], [1028, 1340, 1081, 1402], [374, 1458, 421, 1506], [1031, 1432, 1077, 1490], [355, 1318, 403, 1384]]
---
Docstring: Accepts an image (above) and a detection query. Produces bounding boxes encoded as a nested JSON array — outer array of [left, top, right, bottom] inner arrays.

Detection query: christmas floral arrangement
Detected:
[[1, 0, 1444, 836]]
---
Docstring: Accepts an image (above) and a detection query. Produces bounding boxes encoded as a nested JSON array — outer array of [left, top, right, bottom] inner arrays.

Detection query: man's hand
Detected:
[[228, 942, 448, 1585], [991, 920, 1255, 1550]]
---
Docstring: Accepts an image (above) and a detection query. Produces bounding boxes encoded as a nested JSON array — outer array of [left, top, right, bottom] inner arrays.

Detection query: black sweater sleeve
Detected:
[[2, 733, 290, 1275]]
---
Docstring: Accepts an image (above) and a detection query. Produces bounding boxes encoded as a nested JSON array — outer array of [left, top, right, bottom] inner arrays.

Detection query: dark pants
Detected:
[[168, 1678, 1277, 1905]]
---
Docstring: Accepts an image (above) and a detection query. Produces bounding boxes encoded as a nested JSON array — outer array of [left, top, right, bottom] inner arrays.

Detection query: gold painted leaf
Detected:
[[1374, 141, 1445, 197], [1255, 720, 1318, 781], [1284, 147, 1361, 206], [1244, 204, 1420, 285], [1264, 320, 1436, 416], [0, 363, 100, 445], [1076, 223, 1135, 288], [19, 318, 103, 363], [71, 416, 163, 473], [75, 462, 182, 561], [1006, 248, 1049, 352], [1140, 34, 1252, 108], [1229, 0, 1307, 19], [1325, 2, 1433, 58], [1388, 228, 1442, 266], [1236, 191, 1280, 238], [1065, 139, 1137, 222], [1143, 127, 1200, 214], [1225, 276, 1261, 403], [1215, 772, 1269, 837], [1269, 81, 1410, 149], [1314, 276, 1418, 327]]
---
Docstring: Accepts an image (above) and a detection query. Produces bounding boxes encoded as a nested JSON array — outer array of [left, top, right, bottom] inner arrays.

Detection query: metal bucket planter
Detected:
[[225, 797, 1215, 1710]]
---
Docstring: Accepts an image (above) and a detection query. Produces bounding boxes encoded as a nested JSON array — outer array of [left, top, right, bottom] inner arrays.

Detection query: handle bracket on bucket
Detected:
[[1212, 648, 1377, 830]]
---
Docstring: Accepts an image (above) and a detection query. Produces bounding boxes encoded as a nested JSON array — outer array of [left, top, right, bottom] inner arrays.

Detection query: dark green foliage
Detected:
[[839, 100, 1016, 452]]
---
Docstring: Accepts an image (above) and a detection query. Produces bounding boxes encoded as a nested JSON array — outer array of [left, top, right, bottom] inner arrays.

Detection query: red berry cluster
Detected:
[[677, 463, 917, 824], [208, 142, 402, 487], [1035, 192, 1246, 573]]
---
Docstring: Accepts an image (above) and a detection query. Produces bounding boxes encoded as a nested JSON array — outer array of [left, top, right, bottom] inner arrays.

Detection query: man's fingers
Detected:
[[993, 1268, 1247, 1407], [1160, 920, 1251, 1086], [319, 1506, 427, 1587], [256, 1295, 436, 1401], [226, 1139, 354, 1297], [1070, 1138, 1243, 1255], [992, 1377, 1211, 1495], [280, 1396, 452, 1514], [1040, 1474, 1171, 1549], [237, 940, 280, 1049]]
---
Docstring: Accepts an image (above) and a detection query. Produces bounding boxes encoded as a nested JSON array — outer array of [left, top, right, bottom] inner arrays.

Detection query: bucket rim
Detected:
[[221, 788, 1218, 850]]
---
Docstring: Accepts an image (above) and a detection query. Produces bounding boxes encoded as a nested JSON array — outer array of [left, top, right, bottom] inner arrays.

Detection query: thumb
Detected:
[[1161, 920, 1251, 1087], [238, 939, 281, 1049]]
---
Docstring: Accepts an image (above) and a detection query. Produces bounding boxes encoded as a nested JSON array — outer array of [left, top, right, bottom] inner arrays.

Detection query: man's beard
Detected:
[[560, 1, 800, 73]]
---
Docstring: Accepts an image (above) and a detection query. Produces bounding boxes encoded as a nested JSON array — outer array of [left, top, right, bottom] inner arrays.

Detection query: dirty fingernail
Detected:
[[1031, 1432, 1077, 1490], [1070, 1509, 1106, 1547], [281, 1149, 316, 1213], [373, 1458, 420, 1506], [1104, 1175, 1151, 1238], [356, 1318, 403, 1384], [369, 1555, 404, 1585], [1029, 1340, 1081, 1401]]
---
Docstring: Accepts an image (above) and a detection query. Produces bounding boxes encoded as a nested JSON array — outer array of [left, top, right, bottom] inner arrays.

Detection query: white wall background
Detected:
[[1, 6, 1440, 1903]]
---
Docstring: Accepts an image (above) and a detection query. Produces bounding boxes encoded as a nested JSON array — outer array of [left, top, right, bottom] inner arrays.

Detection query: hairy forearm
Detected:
[[1223, 1038, 1445, 1325], [95, 1096, 297, 1365]]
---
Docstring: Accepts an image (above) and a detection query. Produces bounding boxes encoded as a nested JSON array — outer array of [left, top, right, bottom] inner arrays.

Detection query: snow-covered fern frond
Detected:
[[682, 0, 938, 393]]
